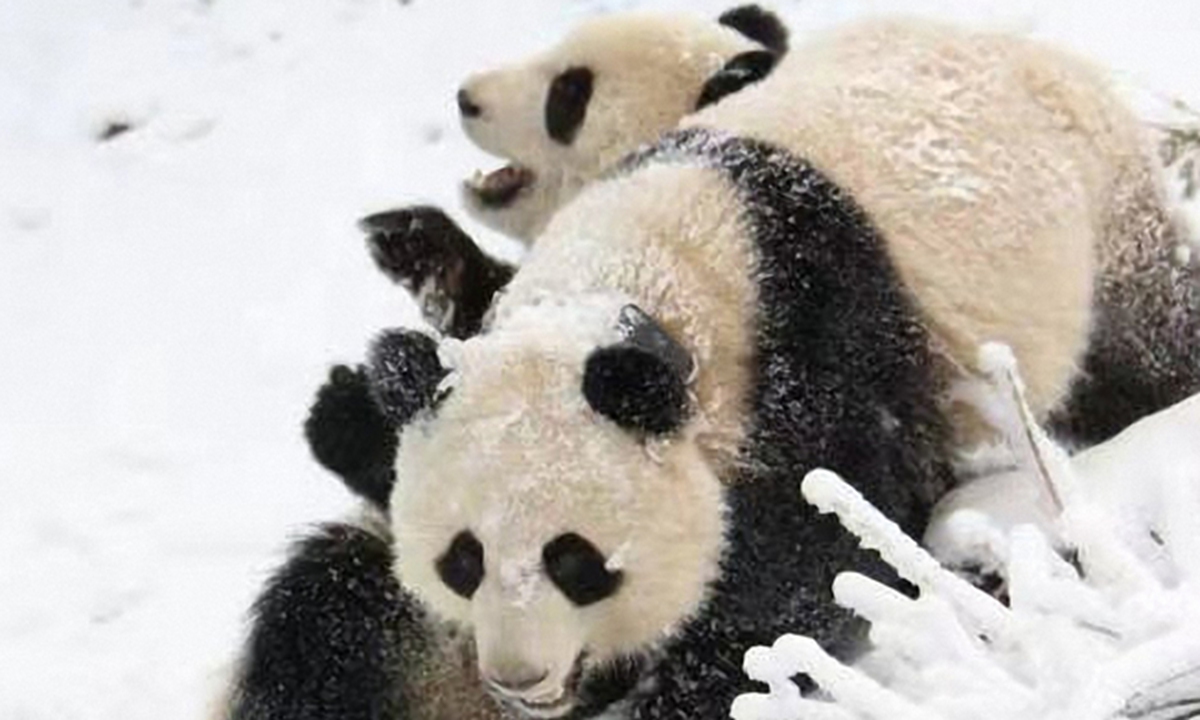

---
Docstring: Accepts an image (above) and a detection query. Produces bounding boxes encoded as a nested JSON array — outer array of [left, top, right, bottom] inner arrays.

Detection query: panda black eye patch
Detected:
[[545, 67, 593, 145], [542, 533, 622, 606], [437, 530, 485, 599]]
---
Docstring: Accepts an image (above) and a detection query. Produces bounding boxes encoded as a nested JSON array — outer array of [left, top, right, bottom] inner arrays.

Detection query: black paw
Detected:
[[366, 329, 449, 427], [304, 365, 397, 510], [359, 205, 515, 339], [360, 206, 463, 292]]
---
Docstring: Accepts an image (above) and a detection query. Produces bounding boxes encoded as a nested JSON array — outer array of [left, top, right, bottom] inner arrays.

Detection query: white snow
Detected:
[[734, 356, 1200, 720], [2, 1, 1199, 719]]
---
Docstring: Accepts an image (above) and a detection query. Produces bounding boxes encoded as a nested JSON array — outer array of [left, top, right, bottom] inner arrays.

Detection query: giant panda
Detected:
[[361, 5, 788, 339], [221, 16, 1200, 720]]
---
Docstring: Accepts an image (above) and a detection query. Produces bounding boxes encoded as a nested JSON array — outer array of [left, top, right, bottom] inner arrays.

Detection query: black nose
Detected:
[[457, 88, 482, 118]]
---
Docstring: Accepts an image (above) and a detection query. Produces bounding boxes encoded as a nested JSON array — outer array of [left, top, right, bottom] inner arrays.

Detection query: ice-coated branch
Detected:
[[802, 469, 1014, 645], [735, 377, 1200, 720]]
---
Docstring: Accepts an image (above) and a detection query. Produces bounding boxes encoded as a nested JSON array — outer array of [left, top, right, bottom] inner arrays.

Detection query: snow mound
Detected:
[[733, 347, 1200, 720]]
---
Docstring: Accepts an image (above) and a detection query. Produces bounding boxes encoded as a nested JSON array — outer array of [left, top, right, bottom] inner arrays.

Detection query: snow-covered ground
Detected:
[[1, 1, 1198, 719]]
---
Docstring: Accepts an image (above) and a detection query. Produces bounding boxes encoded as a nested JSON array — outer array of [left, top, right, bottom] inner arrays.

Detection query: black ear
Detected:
[[582, 306, 693, 435], [695, 50, 778, 110], [718, 5, 789, 54], [545, 66, 594, 145], [366, 329, 450, 426]]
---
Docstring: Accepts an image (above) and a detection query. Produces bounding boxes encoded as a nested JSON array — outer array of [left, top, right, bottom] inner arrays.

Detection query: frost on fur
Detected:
[[733, 348, 1200, 720]]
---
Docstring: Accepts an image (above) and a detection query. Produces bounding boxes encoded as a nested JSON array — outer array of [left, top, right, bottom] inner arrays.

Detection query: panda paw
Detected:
[[304, 364, 398, 510], [359, 205, 515, 339], [360, 206, 465, 292]]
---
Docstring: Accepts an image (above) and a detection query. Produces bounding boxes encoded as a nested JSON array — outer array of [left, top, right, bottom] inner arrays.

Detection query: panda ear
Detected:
[[366, 329, 450, 426], [695, 50, 778, 110], [582, 305, 693, 435], [718, 5, 789, 54]]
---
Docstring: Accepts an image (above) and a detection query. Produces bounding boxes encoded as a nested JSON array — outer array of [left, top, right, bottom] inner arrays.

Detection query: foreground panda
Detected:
[[220, 17, 1200, 720], [363, 5, 788, 338]]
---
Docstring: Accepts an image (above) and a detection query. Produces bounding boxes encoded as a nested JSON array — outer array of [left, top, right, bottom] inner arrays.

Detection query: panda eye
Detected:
[[437, 530, 484, 599], [542, 533, 622, 606], [545, 67, 593, 145]]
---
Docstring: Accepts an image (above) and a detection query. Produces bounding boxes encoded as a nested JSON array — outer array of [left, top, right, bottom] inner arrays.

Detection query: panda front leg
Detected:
[[304, 330, 454, 511], [221, 522, 504, 720], [222, 523, 416, 720], [360, 206, 515, 339]]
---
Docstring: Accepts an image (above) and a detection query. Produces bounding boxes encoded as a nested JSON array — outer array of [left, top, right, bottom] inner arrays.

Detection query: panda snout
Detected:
[[457, 87, 483, 119]]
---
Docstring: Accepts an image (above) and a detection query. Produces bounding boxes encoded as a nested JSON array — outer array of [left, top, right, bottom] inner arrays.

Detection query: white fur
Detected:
[[685, 17, 1168, 428]]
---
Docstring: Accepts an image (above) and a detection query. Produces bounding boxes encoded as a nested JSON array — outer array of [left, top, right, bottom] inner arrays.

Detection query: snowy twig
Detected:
[[733, 353, 1200, 720]]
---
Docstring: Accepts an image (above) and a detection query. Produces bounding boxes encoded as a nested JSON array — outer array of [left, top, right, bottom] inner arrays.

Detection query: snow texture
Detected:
[[2, 1, 1200, 719], [732, 350, 1200, 720]]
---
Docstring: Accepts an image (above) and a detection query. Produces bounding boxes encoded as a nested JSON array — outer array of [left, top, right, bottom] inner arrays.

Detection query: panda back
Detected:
[[687, 17, 1127, 417]]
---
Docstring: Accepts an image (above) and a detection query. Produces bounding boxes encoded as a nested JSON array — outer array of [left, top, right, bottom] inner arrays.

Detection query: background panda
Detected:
[[359, 6, 788, 341], [363, 6, 1199, 448], [222, 15, 1200, 720]]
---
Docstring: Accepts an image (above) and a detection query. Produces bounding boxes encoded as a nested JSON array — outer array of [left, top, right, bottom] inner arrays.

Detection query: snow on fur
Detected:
[[733, 348, 1200, 720], [4, 2, 1200, 719]]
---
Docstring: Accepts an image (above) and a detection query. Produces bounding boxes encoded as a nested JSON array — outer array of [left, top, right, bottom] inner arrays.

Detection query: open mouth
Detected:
[[502, 655, 586, 719], [465, 163, 536, 208]]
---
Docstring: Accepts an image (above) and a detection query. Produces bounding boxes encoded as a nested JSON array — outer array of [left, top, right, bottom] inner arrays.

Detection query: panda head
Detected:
[[383, 300, 725, 718], [458, 5, 787, 241]]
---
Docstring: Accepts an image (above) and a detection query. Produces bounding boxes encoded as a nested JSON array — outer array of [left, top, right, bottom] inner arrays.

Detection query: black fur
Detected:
[[228, 523, 427, 720], [360, 206, 515, 339], [583, 306, 693, 435], [618, 129, 956, 719], [545, 67, 594, 145], [583, 345, 689, 435], [303, 330, 447, 510], [1049, 238, 1200, 445], [366, 329, 449, 427], [543, 532, 624, 607], [717, 4, 789, 54], [436, 530, 486, 600], [695, 50, 778, 111], [303, 365, 396, 510], [615, 304, 695, 381]]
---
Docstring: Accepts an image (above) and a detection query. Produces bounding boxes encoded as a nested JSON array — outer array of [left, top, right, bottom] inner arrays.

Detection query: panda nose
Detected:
[[486, 668, 549, 696], [457, 88, 483, 118]]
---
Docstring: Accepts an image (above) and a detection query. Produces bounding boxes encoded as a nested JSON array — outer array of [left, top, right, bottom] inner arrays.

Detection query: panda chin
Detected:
[[496, 653, 645, 720], [465, 163, 535, 208], [491, 657, 581, 719]]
